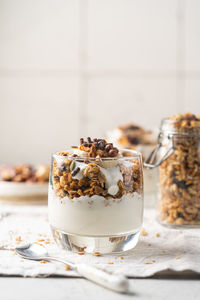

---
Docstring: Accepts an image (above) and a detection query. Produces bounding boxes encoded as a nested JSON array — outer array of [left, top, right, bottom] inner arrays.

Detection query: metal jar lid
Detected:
[[144, 129, 200, 169]]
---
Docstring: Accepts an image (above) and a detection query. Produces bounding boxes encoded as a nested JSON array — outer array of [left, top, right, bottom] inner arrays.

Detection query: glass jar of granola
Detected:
[[145, 113, 200, 227], [48, 138, 144, 254]]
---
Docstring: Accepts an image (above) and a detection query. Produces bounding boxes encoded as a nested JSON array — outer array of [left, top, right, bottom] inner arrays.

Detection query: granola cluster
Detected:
[[158, 113, 200, 226], [0, 164, 49, 183], [79, 137, 119, 157], [52, 138, 142, 199]]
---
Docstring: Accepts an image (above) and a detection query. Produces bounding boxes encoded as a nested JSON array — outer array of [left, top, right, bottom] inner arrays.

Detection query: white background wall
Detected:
[[0, 0, 199, 164]]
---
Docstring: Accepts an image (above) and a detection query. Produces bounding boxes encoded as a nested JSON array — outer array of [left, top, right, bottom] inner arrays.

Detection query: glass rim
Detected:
[[52, 148, 142, 161]]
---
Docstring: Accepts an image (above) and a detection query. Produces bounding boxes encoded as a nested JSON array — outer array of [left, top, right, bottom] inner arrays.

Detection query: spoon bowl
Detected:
[[16, 243, 49, 260]]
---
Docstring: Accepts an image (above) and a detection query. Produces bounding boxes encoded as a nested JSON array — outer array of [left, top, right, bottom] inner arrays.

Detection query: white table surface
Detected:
[[1, 272, 200, 300], [1, 201, 200, 299]]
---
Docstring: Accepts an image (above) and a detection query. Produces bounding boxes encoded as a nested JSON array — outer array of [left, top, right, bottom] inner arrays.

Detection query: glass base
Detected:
[[51, 226, 140, 254]]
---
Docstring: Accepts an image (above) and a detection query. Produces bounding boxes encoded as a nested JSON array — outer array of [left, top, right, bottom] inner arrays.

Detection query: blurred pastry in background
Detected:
[[0, 164, 49, 204], [107, 123, 157, 159], [107, 123, 157, 207]]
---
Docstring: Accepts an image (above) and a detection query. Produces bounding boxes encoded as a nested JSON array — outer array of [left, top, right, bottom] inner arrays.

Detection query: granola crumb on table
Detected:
[[141, 228, 148, 236], [40, 260, 47, 264], [93, 252, 101, 257], [65, 264, 71, 270], [52, 138, 142, 200], [158, 113, 200, 226]]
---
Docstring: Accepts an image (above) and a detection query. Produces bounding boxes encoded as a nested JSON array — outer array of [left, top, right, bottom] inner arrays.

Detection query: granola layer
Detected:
[[52, 138, 142, 200]]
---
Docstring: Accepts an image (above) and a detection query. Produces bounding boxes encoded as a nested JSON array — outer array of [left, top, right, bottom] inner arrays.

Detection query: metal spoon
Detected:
[[15, 243, 129, 293]]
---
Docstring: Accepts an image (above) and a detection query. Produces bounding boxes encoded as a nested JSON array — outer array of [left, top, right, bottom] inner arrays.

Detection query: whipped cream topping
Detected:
[[100, 165, 123, 196]]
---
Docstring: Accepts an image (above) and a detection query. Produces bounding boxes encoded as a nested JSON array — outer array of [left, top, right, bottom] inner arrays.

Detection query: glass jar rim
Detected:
[[159, 117, 200, 137], [161, 117, 200, 127], [53, 148, 142, 161]]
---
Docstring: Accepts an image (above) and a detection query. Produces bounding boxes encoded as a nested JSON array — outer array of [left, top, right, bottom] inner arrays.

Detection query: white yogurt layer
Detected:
[[0, 182, 48, 196], [48, 188, 143, 236]]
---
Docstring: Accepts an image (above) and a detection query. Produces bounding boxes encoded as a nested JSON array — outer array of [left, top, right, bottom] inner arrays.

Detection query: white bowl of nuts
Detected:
[[0, 164, 49, 204]]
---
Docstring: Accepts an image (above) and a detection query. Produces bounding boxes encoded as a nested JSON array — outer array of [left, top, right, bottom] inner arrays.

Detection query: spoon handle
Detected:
[[43, 256, 74, 269], [45, 257, 129, 293], [76, 263, 129, 293]]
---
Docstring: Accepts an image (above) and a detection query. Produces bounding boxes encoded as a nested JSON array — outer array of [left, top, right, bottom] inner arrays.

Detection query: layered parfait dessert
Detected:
[[0, 164, 49, 204], [107, 123, 157, 206], [48, 138, 143, 253]]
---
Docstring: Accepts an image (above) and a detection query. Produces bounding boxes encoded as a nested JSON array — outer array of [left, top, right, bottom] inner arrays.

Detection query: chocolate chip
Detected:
[[71, 167, 80, 177], [80, 138, 84, 145], [105, 144, 112, 152], [98, 140, 105, 150], [87, 137, 92, 143], [93, 138, 98, 142], [108, 149, 117, 157]]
